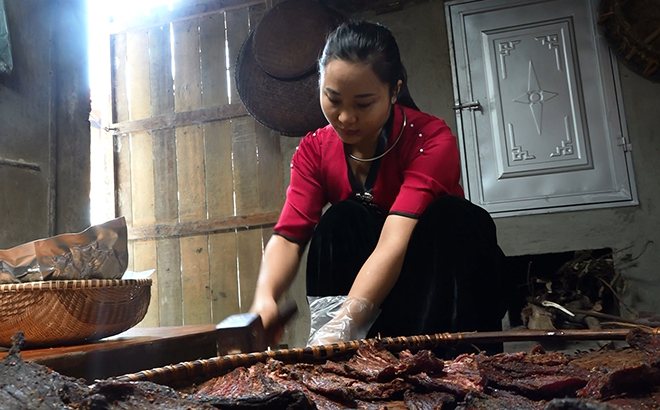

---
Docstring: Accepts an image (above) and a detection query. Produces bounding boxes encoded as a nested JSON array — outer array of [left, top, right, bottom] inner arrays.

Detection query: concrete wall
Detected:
[[378, 1, 660, 316], [0, 0, 90, 250], [282, 0, 660, 347]]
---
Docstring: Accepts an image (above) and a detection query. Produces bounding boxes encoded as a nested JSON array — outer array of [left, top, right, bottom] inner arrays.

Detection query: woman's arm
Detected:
[[308, 214, 417, 345], [349, 214, 418, 307], [249, 234, 303, 341]]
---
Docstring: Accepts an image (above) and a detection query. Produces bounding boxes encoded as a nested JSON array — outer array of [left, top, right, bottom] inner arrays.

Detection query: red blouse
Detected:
[[274, 105, 464, 244]]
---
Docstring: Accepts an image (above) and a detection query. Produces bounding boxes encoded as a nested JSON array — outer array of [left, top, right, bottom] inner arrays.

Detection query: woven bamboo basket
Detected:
[[0, 279, 151, 348]]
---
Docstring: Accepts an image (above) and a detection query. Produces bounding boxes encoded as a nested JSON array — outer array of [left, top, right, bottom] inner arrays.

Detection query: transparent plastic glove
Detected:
[[307, 295, 380, 346]]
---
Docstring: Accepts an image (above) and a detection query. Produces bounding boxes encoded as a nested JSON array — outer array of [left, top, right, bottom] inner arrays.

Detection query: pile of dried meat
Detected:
[[192, 328, 660, 410], [2, 328, 660, 409], [0, 332, 214, 410]]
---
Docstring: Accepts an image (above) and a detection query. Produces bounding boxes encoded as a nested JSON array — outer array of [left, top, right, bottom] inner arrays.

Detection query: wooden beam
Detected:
[[111, 103, 249, 134], [128, 210, 280, 240], [108, 0, 265, 34]]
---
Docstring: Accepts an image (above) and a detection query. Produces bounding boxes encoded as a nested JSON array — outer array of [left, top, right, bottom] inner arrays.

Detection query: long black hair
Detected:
[[319, 20, 419, 111]]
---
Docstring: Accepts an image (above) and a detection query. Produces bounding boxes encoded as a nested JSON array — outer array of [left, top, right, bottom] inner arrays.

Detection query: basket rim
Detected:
[[0, 278, 152, 293]]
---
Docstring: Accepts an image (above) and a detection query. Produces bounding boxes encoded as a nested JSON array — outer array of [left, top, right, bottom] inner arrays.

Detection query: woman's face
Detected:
[[320, 59, 394, 150]]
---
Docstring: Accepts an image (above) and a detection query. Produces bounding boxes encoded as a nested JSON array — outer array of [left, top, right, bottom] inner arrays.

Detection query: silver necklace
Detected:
[[348, 106, 407, 163]]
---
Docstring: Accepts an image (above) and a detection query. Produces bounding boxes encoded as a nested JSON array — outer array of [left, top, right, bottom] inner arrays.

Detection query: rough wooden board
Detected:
[[128, 212, 279, 240], [148, 24, 175, 117], [225, 7, 249, 105], [180, 235, 212, 325], [173, 18, 202, 112], [204, 120, 234, 219], [237, 227, 263, 312], [127, 240, 135, 272], [157, 237, 184, 326], [114, 134, 133, 225], [133, 239, 159, 327], [209, 230, 240, 322], [112, 104, 248, 133], [181, 235, 212, 325], [176, 124, 207, 222], [108, 0, 263, 34], [200, 12, 229, 108], [256, 123, 284, 212], [261, 226, 274, 249], [279, 136, 302, 193], [126, 29, 151, 120], [152, 128, 179, 223], [129, 131, 156, 227], [232, 117, 260, 215], [111, 32, 129, 124]]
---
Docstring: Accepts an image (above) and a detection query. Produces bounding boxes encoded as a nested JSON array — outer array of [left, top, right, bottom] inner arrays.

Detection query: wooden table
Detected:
[[0, 325, 223, 383]]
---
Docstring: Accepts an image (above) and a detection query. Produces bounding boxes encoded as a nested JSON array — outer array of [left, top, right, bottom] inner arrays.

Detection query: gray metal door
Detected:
[[447, 0, 637, 216]]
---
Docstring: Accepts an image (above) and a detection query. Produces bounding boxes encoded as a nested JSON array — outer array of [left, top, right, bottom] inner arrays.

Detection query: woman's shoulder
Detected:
[[401, 106, 453, 138], [297, 123, 340, 152], [402, 106, 447, 127]]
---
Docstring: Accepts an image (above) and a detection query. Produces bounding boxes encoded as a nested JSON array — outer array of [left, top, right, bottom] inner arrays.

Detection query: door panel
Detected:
[[448, 0, 637, 215]]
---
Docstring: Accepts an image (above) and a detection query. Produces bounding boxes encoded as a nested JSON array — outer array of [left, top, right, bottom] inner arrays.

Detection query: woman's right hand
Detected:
[[249, 295, 283, 345]]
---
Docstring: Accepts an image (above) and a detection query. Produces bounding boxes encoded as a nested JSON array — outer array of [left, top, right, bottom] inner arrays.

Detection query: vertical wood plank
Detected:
[[232, 117, 259, 215], [248, 3, 267, 32], [126, 30, 151, 120], [157, 237, 183, 326], [149, 22, 178, 328], [133, 239, 159, 327], [148, 24, 175, 117], [256, 123, 283, 212], [237, 228, 263, 312], [181, 235, 212, 325], [152, 128, 179, 222], [110, 33, 129, 123], [225, 8, 249, 105], [261, 226, 274, 250], [126, 241, 135, 272], [209, 231, 239, 322], [129, 131, 156, 227], [176, 124, 207, 222], [172, 18, 202, 112], [114, 134, 133, 225], [204, 120, 234, 219], [200, 13, 229, 108]]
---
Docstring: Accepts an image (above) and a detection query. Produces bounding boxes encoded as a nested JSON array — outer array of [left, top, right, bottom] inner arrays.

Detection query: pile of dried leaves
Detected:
[[521, 248, 659, 331]]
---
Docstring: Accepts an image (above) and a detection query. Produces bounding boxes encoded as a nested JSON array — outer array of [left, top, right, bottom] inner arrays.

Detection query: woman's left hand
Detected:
[[308, 296, 380, 345]]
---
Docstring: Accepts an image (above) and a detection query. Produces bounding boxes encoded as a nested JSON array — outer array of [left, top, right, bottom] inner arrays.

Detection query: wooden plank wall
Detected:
[[110, 0, 283, 327]]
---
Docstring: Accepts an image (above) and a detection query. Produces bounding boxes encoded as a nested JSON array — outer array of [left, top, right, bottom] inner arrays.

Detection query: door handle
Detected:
[[453, 101, 482, 111]]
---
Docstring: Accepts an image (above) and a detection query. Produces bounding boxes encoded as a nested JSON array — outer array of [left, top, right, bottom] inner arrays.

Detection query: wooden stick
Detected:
[[114, 328, 640, 385]]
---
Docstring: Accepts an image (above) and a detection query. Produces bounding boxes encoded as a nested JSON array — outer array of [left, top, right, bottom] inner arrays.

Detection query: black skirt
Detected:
[[306, 195, 510, 354]]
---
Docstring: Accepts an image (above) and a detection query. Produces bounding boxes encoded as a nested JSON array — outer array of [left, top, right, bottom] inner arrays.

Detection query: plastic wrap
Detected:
[[0, 217, 128, 284], [0, 0, 12, 75], [307, 295, 381, 346]]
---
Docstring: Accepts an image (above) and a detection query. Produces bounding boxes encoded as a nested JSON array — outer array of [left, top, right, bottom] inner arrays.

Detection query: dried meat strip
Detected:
[[194, 362, 314, 409], [626, 328, 660, 364], [572, 348, 660, 400], [403, 390, 456, 409], [0, 333, 89, 410], [477, 351, 590, 399], [405, 353, 484, 398], [322, 340, 407, 382], [398, 349, 445, 375], [81, 380, 216, 410], [456, 390, 546, 410]]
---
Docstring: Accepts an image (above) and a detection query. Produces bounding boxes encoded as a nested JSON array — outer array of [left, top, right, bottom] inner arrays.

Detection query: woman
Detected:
[[249, 21, 509, 349]]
